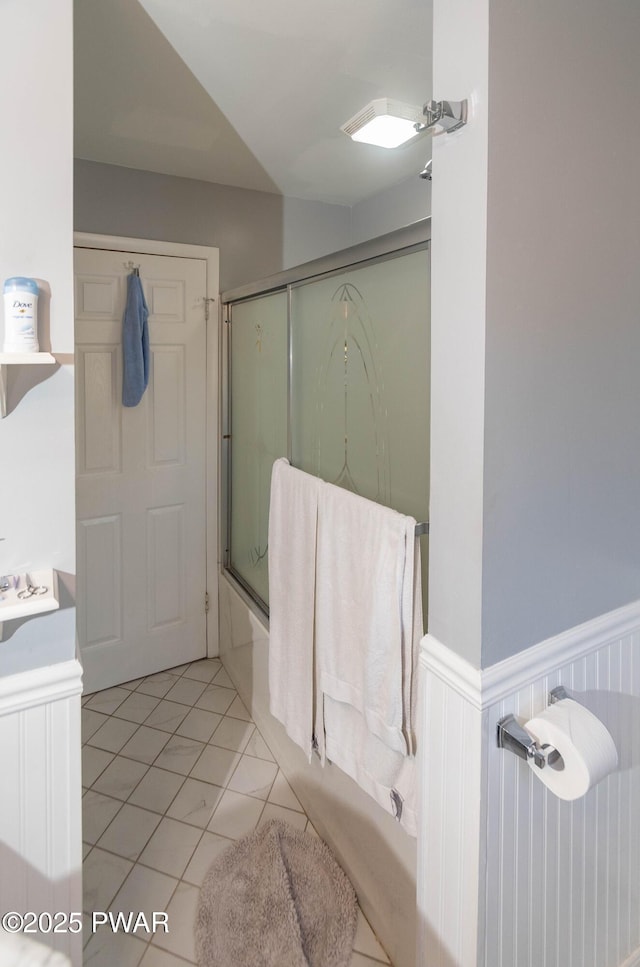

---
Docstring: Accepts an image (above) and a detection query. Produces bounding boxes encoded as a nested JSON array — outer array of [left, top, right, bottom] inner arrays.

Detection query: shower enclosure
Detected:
[[219, 220, 430, 967], [224, 225, 430, 614]]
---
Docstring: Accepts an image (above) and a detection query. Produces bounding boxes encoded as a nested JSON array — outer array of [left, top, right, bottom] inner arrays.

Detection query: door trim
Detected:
[[73, 232, 220, 658]]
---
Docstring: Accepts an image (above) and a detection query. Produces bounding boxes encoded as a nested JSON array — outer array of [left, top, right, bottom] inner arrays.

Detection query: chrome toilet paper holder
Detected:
[[497, 686, 568, 769]]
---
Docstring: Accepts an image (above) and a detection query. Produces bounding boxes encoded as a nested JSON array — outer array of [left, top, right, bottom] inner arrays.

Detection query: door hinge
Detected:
[[203, 297, 216, 322], [205, 591, 210, 614]]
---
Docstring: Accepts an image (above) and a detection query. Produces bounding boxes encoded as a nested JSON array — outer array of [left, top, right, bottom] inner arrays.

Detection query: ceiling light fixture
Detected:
[[340, 98, 424, 149]]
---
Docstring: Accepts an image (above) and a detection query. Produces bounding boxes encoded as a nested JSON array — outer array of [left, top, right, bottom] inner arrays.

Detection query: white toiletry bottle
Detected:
[[2, 277, 40, 353]]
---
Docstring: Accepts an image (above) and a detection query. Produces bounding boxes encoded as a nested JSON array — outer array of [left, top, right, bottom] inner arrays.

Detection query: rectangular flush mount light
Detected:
[[341, 98, 424, 149]]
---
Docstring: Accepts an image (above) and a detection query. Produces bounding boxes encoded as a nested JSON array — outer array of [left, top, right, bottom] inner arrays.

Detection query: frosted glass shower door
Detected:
[[229, 291, 288, 606], [226, 245, 430, 613], [291, 249, 430, 526]]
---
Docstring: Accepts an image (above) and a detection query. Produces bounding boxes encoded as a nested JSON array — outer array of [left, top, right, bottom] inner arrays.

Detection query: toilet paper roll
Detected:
[[524, 698, 618, 801]]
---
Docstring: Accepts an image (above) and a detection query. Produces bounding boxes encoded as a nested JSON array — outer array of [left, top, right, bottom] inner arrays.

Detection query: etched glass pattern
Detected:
[[229, 291, 288, 605]]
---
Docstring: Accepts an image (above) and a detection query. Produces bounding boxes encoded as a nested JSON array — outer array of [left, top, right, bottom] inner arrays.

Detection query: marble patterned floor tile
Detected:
[[154, 736, 206, 776], [81, 659, 393, 966], [350, 953, 391, 966], [170, 663, 192, 675], [182, 831, 232, 887], [87, 716, 139, 754], [144, 700, 190, 734], [189, 744, 240, 787], [136, 672, 181, 699], [138, 817, 202, 878], [176, 707, 222, 743], [151, 881, 199, 962], [111, 863, 178, 922], [353, 909, 391, 963], [82, 708, 110, 742], [82, 745, 115, 788], [85, 686, 131, 716], [139, 946, 194, 967], [243, 729, 275, 761], [207, 789, 265, 840], [211, 666, 234, 689], [92, 755, 148, 801], [82, 790, 123, 845], [227, 754, 278, 800], [194, 684, 236, 715], [258, 802, 308, 831], [128, 766, 185, 815], [83, 926, 148, 967], [166, 777, 224, 828], [120, 726, 170, 765], [112, 691, 161, 724], [83, 847, 133, 913], [163, 677, 207, 708], [267, 769, 304, 812], [97, 802, 161, 861], [209, 716, 254, 753], [119, 677, 146, 691], [225, 694, 253, 721], [181, 658, 222, 683]]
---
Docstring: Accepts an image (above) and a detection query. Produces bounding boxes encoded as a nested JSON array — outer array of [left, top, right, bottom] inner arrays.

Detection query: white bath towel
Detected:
[[268, 458, 320, 760], [315, 482, 423, 758], [323, 698, 418, 837]]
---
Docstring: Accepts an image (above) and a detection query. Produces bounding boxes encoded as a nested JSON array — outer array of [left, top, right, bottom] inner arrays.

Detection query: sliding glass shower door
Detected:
[[291, 249, 430, 523], [228, 290, 288, 607], [225, 242, 430, 613]]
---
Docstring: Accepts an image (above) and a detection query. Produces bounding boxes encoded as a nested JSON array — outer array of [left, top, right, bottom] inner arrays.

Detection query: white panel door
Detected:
[[75, 247, 208, 692]]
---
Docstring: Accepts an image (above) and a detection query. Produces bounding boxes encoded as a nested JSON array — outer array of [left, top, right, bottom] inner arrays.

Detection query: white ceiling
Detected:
[[74, 0, 432, 206]]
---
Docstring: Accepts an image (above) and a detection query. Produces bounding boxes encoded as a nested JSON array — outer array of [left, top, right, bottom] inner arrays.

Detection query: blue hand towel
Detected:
[[122, 272, 150, 407]]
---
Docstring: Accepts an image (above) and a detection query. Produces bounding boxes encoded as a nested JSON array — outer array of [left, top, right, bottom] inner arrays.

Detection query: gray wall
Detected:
[[75, 160, 432, 291], [427, 0, 489, 668], [0, 0, 75, 676], [74, 160, 352, 291], [481, 0, 640, 664], [351, 173, 430, 246]]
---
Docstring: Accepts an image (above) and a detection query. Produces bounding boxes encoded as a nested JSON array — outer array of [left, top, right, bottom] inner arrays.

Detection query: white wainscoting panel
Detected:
[[0, 659, 83, 966], [419, 601, 640, 967], [417, 664, 484, 967]]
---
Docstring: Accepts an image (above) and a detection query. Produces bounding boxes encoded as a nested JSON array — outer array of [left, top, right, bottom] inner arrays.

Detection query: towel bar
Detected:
[[415, 521, 429, 537]]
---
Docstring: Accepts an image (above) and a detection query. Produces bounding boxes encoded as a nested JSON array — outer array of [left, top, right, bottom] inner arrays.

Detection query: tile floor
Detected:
[[82, 658, 392, 966]]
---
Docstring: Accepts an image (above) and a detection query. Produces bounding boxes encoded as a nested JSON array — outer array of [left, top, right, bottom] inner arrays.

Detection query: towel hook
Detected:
[[125, 260, 140, 276]]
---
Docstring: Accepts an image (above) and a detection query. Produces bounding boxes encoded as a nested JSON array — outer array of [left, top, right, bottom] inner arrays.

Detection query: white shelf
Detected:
[[0, 569, 60, 625], [0, 352, 55, 365], [0, 352, 56, 417]]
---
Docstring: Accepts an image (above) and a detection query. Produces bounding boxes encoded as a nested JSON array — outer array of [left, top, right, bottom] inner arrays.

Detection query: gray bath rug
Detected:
[[195, 818, 358, 967]]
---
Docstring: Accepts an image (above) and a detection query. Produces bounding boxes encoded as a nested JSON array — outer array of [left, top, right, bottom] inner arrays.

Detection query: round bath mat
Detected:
[[195, 818, 358, 967]]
